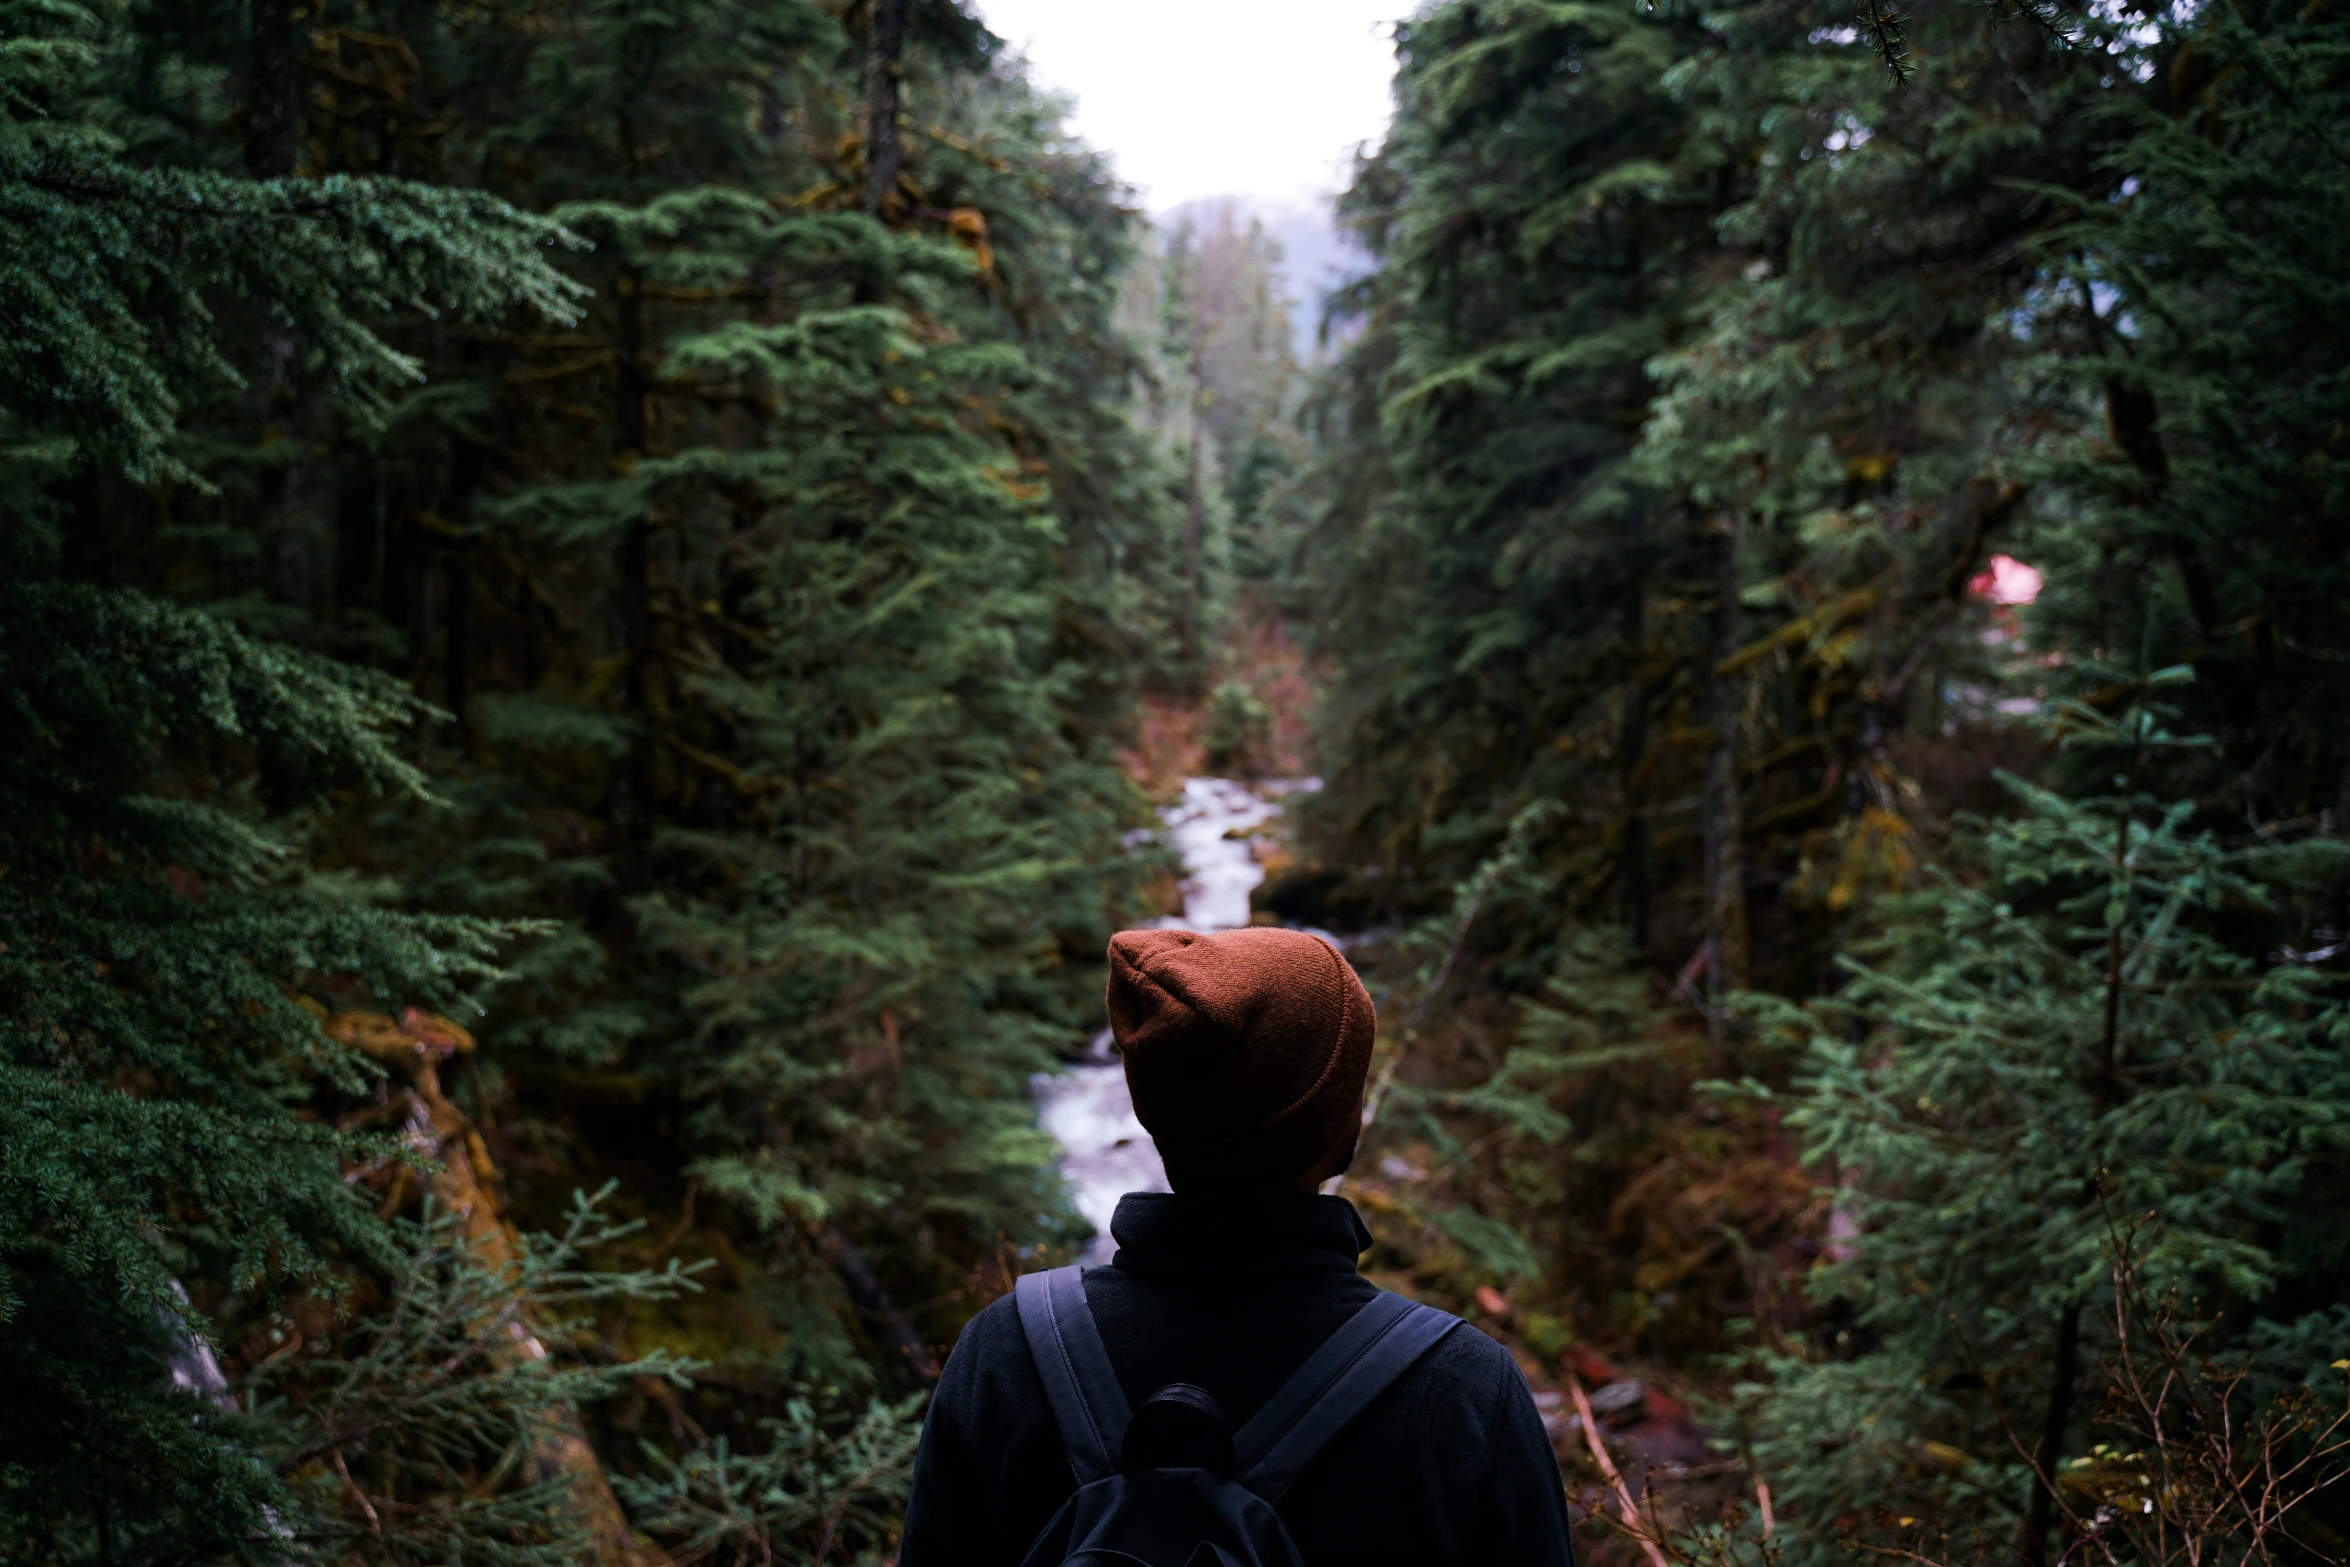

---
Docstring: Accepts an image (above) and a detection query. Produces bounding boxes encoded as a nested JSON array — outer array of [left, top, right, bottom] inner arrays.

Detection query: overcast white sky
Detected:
[[974, 0, 1403, 213]]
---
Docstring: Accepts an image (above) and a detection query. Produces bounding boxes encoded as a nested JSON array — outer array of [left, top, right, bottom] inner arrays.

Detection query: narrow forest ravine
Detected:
[[16, 0, 2349, 1559]]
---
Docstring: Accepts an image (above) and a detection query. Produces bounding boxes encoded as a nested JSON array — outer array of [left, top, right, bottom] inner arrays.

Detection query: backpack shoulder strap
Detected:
[[1232, 1291, 1460, 1501], [1014, 1265, 1133, 1485]]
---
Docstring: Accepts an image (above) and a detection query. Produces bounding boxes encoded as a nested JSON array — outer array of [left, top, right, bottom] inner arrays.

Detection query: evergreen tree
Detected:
[[6, 0, 1174, 1554], [0, 1, 614, 1554], [50, 0, 1168, 1395], [2020, 0, 2350, 815], [1740, 0, 2350, 1556], [1296, 0, 1726, 961], [249, 1191, 703, 1567], [427, 0, 1158, 1381], [1293, 0, 2350, 1558], [1158, 199, 1304, 597], [619, 226, 1138, 1363], [1751, 696, 2350, 1562]]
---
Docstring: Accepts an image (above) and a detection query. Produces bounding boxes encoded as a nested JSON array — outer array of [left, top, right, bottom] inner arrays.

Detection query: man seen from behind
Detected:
[[900, 926, 1578, 1566]]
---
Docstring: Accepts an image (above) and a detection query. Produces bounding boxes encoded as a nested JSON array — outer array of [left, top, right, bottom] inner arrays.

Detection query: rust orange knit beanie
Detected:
[[1106, 926, 1377, 1190]]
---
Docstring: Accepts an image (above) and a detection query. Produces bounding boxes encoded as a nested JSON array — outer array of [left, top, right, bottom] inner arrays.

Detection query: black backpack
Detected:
[[1012, 1265, 1460, 1567]]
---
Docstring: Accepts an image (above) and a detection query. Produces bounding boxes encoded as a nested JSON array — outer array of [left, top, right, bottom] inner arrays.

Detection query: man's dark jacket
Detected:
[[899, 1192, 1577, 1565]]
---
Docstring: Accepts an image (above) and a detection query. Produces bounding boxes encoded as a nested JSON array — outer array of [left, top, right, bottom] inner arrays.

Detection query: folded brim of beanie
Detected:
[[1105, 926, 1377, 1189]]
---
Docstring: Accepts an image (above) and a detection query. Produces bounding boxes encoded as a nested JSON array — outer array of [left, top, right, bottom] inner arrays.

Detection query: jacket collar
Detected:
[[1108, 1191, 1373, 1276]]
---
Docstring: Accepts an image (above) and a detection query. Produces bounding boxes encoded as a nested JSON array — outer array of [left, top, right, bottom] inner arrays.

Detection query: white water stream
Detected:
[[1036, 777, 1318, 1262]]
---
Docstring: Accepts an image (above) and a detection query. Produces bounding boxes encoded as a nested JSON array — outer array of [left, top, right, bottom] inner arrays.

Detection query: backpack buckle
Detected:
[[1121, 1383, 1235, 1477]]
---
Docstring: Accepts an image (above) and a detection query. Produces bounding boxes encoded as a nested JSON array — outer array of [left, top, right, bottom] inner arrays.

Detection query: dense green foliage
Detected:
[[1751, 706, 2350, 1559], [0, 576, 509, 1561], [1294, 0, 2350, 1560], [2, 0, 1171, 1559], [1, 2, 588, 1551], [11, 0, 2347, 1558]]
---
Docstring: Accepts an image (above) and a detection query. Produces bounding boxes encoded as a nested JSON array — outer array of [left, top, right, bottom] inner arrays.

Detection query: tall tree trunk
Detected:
[[245, 0, 299, 179], [823, 1226, 940, 1387], [1703, 514, 1751, 1030], [440, 437, 482, 751], [57, 463, 110, 585], [2019, 1296, 2085, 1564], [2019, 768, 2138, 1559], [2095, 799, 2134, 1112], [861, 0, 907, 216], [248, 0, 310, 608], [2093, 256, 2241, 711], [444, 549, 471, 736], [613, 272, 654, 842], [1182, 376, 1206, 681], [2103, 375, 2224, 636], [1619, 569, 1650, 949], [386, 493, 426, 663], [2100, 366, 2264, 759], [1180, 273, 1210, 685], [335, 456, 380, 619]]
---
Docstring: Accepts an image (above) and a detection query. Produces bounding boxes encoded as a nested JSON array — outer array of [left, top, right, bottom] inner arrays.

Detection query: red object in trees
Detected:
[[1969, 553, 2043, 605]]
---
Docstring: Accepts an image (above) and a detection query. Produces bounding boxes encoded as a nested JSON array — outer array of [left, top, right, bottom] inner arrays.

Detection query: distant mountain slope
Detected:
[[1159, 197, 1371, 360]]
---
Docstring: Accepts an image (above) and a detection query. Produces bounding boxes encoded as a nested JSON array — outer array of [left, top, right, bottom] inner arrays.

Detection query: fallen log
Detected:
[[329, 1008, 660, 1567]]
